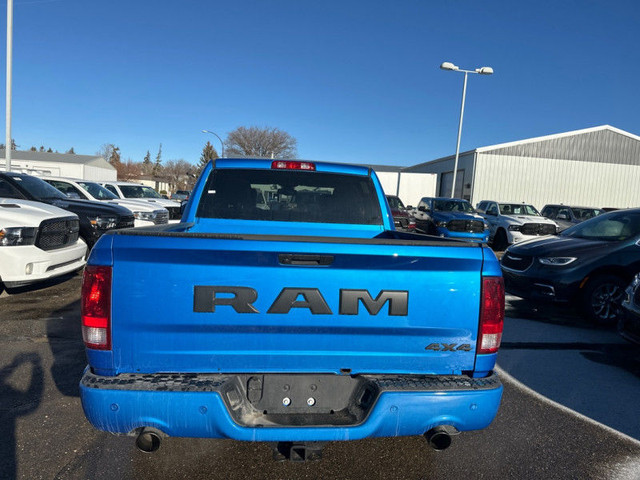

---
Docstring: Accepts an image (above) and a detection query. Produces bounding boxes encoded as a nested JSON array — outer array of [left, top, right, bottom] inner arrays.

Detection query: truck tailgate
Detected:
[[109, 233, 484, 375]]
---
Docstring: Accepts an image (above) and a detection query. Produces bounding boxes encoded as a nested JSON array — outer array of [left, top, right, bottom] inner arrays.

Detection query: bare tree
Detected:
[[97, 144, 118, 163], [117, 159, 142, 181], [163, 159, 193, 191], [225, 126, 297, 159]]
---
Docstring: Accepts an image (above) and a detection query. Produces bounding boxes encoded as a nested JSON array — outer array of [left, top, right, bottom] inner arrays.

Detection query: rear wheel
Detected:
[[581, 275, 627, 325], [492, 229, 508, 252]]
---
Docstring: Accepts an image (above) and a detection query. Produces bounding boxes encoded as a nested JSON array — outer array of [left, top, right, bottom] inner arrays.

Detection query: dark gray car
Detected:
[[541, 204, 605, 231]]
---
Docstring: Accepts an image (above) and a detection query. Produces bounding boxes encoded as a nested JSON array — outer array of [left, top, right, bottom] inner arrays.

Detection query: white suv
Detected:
[[476, 200, 558, 251], [100, 181, 182, 221], [42, 177, 169, 228], [0, 197, 86, 288]]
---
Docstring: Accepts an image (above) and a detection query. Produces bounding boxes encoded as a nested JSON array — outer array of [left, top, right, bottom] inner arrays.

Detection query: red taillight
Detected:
[[477, 276, 504, 354], [81, 265, 112, 350], [271, 160, 316, 171]]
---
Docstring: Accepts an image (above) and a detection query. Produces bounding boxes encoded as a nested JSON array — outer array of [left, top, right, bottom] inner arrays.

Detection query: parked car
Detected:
[[476, 200, 558, 251], [99, 181, 182, 220], [385, 195, 416, 232], [0, 196, 86, 288], [501, 208, 640, 324], [171, 190, 191, 202], [0, 172, 134, 248], [619, 273, 640, 345], [414, 197, 488, 242], [42, 177, 169, 228], [541, 204, 605, 232]]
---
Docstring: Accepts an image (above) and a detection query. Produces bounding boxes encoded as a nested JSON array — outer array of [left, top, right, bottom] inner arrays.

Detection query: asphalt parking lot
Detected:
[[1, 273, 639, 480]]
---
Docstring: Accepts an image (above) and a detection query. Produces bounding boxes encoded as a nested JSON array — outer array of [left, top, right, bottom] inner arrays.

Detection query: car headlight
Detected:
[[538, 257, 577, 266], [133, 211, 156, 221], [483, 222, 489, 230], [0, 227, 37, 246], [508, 225, 522, 231], [90, 215, 118, 230]]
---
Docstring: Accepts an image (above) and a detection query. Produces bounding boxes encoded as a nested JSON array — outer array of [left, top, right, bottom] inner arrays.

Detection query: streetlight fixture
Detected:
[[201, 129, 225, 158], [440, 61, 493, 198]]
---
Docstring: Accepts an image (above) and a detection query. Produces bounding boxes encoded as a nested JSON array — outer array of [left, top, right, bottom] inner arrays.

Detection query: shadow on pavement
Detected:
[[47, 299, 86, 398], [505, 295, 610, 330], [1, 271, 80, 297], [580, 345, 640, 378], [0, 353, 44, 479]]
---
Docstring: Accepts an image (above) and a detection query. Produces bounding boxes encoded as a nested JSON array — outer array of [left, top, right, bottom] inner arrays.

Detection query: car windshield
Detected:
[[561, 211, 640, 242], [571, 207, 605, 221], [386, 196, 405, 210], [78, 181, 119, 200], [7, 174, 66, 200], [119, 185, 162, 199], [499, 203, 539, 216], [432, 199, 474, 213]]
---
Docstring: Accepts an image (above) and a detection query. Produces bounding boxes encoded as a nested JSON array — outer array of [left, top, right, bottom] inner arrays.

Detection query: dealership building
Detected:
[[0, 149, 117, 181], [404, 125, 640, 209]]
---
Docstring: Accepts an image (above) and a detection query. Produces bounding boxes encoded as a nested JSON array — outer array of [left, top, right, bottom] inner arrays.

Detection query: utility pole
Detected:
[[5, 0, 13, 171]]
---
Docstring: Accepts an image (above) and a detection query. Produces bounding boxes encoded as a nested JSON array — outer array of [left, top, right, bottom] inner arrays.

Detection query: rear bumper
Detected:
[[80, 369, 503, 442]]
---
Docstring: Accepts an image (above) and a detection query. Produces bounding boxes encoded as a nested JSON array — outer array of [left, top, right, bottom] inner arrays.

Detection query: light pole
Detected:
[[201, 129, 224, 158], [5, 0, 13, 172], [440, 61, 493, 198]]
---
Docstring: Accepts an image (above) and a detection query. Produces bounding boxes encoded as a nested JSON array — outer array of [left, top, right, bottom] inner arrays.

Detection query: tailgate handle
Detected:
[[278, 254, 334, 266]]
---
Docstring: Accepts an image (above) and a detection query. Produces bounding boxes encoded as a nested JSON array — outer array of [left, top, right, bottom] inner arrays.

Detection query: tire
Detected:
[[581, 274, 627, 325], [492, 229, 508, 252]]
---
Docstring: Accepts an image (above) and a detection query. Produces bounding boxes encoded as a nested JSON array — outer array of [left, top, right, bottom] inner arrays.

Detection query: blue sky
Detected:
[[1, 0, 639, 167]]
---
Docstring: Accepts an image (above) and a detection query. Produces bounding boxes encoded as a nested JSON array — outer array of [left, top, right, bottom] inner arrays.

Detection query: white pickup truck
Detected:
[[475, 200, 558, 251], [0, 198, 87, 288], [42, 177, 169, 228]]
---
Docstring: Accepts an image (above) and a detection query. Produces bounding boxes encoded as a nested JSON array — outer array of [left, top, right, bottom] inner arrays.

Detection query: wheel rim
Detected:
[[591, 283, 625, 321]]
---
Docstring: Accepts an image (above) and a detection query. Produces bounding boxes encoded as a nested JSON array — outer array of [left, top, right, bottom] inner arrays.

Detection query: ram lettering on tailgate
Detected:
[[193, 286, 409, 315]]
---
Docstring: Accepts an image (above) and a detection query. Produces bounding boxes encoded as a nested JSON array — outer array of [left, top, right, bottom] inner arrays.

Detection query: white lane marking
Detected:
[[495, 365, 640, 446]]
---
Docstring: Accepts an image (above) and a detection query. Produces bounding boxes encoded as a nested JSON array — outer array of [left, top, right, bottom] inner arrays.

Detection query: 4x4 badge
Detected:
[[425, 343, 472, 352]]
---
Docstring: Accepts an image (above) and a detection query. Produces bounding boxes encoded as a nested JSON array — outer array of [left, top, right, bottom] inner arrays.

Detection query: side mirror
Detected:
[[418, 206, 426, 212], [406, 205, 413, 210]]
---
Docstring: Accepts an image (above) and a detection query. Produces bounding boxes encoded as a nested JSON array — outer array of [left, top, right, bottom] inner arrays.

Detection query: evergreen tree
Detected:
[[197, 141, 218, 173], [153, 144, 162, 176], [66, 147, 75, 154], [47, 148, 53, 153], [1, 139, 18, 150], [142, 150, 152, 175], [29, 146, 37, 152], [108, 146, 121, 166]]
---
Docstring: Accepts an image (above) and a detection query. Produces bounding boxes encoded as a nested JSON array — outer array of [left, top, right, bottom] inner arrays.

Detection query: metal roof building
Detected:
[[405, 125, 640, 209], [0, 149, 117, 181]]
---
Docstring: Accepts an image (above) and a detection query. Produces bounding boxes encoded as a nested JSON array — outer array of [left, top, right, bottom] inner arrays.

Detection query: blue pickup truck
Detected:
[[414, 197, 489, 243], [80, 159, 504, 459]]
